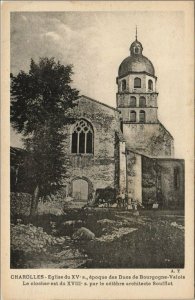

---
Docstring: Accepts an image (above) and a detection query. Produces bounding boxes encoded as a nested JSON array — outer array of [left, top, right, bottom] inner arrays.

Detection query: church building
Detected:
[[59, 35, 184, 208]]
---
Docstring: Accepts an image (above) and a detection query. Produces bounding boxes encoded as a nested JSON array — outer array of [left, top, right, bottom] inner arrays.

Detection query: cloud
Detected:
[[10, 11, 187, 159], [43, 31, 61, 41]]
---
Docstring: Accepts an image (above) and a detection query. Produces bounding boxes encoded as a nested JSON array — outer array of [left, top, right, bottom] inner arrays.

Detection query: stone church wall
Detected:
[[119, 141, 126, 193], [126, 151, 142, 203], [123, 123, 174, 158], [142, 156, 184, 208], [141, 156, 158, 206], [116, 93, 157, 109], [157, 159, 184, 208], [62, 96, 122, 200], [118, 107, 158, 123]]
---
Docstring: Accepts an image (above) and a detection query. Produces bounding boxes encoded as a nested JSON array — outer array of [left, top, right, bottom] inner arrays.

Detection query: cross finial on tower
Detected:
[[135, 25, 137, 40]]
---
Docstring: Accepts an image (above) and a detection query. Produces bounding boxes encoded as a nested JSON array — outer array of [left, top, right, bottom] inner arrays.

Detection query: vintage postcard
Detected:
[[1, 1, 194, 299]]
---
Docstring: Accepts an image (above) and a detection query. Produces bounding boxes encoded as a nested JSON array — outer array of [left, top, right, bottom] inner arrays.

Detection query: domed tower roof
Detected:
[[118, 35, 155, 77]]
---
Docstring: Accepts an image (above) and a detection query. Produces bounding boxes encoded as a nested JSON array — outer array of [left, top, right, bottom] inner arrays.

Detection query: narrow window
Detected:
[[121, 79, 126, 91], [148, 79, 153, 90], [139, 96, 146, 107], [139, 110, 146, 123], [130, 96, 136, 107], [86, 131, 93, 153], [134, 77, 141, 88], [79, 131, 85, 153], [72, 119, 93, 154], [174, 167, 180, 189], [130, 111, 136, 122]]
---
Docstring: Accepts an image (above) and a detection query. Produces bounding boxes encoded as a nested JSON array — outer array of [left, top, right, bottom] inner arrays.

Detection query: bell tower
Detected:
[[116, 31, 158, 124]]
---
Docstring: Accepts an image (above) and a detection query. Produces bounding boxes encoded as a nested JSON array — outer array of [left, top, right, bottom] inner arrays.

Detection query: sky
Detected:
[[11, 11, 186, 158]]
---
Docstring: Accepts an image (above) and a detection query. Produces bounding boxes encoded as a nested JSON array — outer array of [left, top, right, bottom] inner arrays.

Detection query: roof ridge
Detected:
[[79, 95, 118, 112], [159, 122, 174, 140]]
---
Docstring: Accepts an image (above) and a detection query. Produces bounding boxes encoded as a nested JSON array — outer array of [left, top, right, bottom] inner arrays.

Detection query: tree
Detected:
[[11, 57, 79, 215]]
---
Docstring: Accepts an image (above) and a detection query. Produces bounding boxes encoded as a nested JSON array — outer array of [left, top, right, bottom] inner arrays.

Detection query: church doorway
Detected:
[[72, 179, 88, 202]]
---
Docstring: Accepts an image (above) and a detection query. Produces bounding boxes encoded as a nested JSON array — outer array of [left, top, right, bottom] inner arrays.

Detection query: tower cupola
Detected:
[[130, 39, 143, 56], [116, 31, 158, 124], [118, 29, 155, 77]]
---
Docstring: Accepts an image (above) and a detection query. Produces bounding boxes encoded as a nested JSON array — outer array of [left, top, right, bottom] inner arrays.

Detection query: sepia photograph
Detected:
[[1, 1, 194, 299], [10, 9, 187, 270]]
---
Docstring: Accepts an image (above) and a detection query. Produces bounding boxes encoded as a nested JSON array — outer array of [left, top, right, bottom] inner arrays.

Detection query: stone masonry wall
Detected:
[[123, 123, 174, 157], [117, 73, 156, 94], [126, 151, 142, 203], [62, 96, 122, 199], [119, 141, 126, 193], [157, 159, 184, 208], [141, 156, 158, 206], [142, 156, 184, 208], [117, 93, 158, 109], [118, 107, 158, 123]]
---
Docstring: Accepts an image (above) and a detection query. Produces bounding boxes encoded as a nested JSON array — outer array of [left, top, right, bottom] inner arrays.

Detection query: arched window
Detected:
[[121, 79, 126, 91], [139, 96, 146, 107], [130, 111, 136, 122], [148, 79, 153, 90], [139, 110, 146, 123], [71, 119, 93, 154], [130, 96, 136, 107], [134, 77, 141, 88], [134, 47, 139, 54]]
